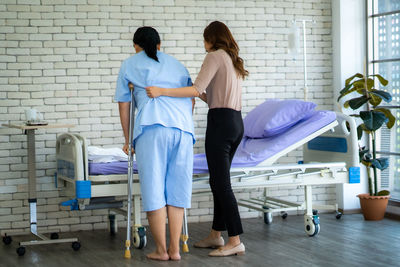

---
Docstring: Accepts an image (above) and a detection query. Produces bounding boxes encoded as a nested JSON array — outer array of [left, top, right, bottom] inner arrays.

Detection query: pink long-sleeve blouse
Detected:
[[193, 49, 242, 111]]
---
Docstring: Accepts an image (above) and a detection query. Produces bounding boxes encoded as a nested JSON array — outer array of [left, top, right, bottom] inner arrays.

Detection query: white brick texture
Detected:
[[0, 0, 334, 232]]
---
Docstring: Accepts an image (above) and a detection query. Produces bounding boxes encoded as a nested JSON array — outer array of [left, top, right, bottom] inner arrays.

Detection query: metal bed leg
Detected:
[[262, 188, 273, 224], [132, 195, 146, 249], [303, 185, 320, 237]]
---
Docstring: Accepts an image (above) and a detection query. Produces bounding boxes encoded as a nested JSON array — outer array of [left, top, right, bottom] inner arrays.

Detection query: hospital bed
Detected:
[[191, 110, 360, 236], [56, 109, 359, 246]]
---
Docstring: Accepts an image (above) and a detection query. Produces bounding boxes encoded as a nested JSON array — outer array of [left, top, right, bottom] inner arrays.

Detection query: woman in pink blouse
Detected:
[[146, 21, 248, 257]]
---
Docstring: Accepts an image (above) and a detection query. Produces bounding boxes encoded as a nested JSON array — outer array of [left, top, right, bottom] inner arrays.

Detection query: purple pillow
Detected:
[[243, 99, 317, 138]]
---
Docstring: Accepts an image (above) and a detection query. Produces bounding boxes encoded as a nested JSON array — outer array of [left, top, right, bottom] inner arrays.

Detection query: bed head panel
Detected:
[[71, 134, 88, 180], [303, 112, 359, 169], [56, 133, 85, 181]]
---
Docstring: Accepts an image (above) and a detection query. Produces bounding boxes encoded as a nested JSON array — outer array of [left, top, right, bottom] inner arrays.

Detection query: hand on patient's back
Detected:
[[145, 86, 162, 98]]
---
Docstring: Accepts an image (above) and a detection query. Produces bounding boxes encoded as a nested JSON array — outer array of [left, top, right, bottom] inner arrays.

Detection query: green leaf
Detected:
[[353, 79, 365, 88], [338, 87, 364, 101], [338, 83, 352, 98], [353, 78, 374, 91], [370, 158, 389, 170], [359, 111, 388, 131], [356, 88, 366, 95], [377, 190, 390, 196], [360, 123, 373, 134], [348, 96, 369, 109], [357, 124, 364, 140], [369, 89, 392, 103], [371, 74, 388, 86], [368, 93, 383, 107], [345, 73, 364, 86], [374, 107, 396, 129], [366, 78, 375, 91]]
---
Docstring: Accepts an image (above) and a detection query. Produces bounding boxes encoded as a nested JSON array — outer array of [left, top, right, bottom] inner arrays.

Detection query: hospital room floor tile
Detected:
[[1, 214, 399, 267]]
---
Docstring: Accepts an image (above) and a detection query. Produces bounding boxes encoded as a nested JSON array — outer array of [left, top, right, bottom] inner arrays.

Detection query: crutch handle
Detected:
[[128, 82, 134, 91]]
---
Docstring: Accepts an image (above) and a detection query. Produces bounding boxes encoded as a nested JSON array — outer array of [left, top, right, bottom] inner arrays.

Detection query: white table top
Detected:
[[2, 123, 75, 130]]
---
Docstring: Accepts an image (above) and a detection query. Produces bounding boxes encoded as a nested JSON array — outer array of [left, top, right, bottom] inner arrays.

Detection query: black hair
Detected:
[[133, 27, 160, 62]]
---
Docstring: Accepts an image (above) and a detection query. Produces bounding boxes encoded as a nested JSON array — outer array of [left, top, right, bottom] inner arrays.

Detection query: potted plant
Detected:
[[337, 72, 396, 220]]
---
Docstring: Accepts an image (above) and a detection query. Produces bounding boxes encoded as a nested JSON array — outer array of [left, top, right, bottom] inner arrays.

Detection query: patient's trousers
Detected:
[[206, 108, 244, 236]]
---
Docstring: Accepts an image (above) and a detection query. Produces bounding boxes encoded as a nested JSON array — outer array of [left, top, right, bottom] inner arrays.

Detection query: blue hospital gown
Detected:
[[114, 51, 195, 146]]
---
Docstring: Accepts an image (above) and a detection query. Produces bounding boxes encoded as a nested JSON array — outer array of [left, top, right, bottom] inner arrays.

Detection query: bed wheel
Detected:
[[307, 223, 320, 237], [133, 226, 147, 249], [304, 215, 320, 237], [281, 212, 288, 219], [2, 234, 12, 245], [109, 214, 117, 235], [16, 246, 25, 256], [262, 206, 273, 224], [72, 241, 81, 251], [263, 212, 273, 224], [50, 233, 59, 240], [335, 212, 342, 219]]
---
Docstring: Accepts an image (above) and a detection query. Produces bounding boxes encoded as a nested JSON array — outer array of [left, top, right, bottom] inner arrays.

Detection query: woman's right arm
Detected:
[[146, 53, 218, 102], [146, 85, 200, 98]]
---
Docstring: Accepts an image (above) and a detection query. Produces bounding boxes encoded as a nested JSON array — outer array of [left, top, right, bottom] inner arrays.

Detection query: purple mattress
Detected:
[[89, 110, 336, 176]]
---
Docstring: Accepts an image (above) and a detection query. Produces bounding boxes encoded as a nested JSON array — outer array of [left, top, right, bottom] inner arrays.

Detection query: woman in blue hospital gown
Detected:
[[114, 27, 194, 261]]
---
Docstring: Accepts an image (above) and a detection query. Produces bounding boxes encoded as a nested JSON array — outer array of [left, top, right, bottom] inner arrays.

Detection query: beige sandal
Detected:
[[193, 237, 225, 248], [208, 243, 245, 257]]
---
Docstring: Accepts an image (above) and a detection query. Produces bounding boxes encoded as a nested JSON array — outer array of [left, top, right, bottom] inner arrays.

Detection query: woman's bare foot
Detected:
[[168, 252, 181, 261], [168, 249, 181, 261], [146, 251, 169, 261]]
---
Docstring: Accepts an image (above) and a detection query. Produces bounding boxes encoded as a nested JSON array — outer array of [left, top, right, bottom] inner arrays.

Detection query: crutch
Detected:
[[181, 208, 189, 253], [124, 83, 136, 259]]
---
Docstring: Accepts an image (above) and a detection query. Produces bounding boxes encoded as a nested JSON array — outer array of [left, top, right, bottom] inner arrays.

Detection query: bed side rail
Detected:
[[303, 112, 360, 182]]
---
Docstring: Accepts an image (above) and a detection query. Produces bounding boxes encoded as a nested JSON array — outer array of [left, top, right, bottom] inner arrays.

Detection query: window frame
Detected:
[[367, 0, 400, 202]]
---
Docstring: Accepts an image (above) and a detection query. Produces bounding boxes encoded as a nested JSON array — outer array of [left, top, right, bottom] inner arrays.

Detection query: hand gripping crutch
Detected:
[[181, 208, 189, 253], [124, 83, 136, 259]]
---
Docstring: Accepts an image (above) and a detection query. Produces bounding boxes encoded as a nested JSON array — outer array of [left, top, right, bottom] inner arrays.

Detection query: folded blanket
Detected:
[[87, 146, 128, 163]]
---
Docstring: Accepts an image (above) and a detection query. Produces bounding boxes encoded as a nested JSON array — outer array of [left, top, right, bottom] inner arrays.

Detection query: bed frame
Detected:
[[56, 111, 359, 244]]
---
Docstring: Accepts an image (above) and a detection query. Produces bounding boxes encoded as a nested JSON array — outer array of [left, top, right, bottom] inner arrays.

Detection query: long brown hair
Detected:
[[203, 21, 249, 79]]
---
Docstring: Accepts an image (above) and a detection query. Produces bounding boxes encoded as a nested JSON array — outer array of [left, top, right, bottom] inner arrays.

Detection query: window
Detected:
[[368, 0, 400, 201]]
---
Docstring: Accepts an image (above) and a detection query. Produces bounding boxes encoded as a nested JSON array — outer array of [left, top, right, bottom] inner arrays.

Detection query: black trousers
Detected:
[[205, 108, 244, 237]]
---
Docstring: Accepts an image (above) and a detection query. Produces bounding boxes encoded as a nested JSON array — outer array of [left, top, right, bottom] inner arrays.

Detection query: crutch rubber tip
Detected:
[[124, 249, 131, 259], [182, 243, 189, 253]]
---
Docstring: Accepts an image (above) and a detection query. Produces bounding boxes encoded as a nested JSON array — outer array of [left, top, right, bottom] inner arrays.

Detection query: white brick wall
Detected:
[[0, 0, 335, 233]]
